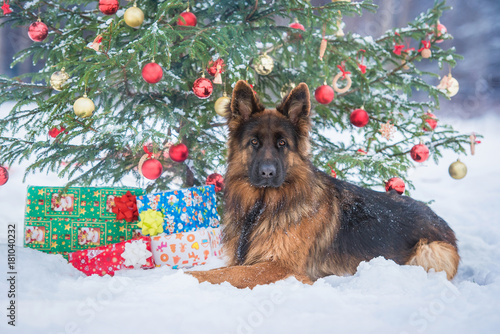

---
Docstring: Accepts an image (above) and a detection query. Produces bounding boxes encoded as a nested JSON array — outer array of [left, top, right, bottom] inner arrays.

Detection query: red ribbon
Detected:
[[143, 145, 153, 158], [418, 40, 431, 52], [337, 62, 351, 79], [111, 191, 139, 222], [471, 133, 481, 144], [393, 44, 405, 55], [357, 49, 367, 74]]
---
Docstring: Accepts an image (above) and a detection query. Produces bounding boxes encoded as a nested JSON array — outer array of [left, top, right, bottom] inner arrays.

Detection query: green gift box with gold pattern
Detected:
[[23, 186, 145, 258]]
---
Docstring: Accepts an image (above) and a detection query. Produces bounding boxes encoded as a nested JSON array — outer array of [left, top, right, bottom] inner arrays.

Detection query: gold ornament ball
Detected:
[[254, 54, 274, 76], [449, 159, 467, 180], [447, 77, 459, 97], [50, 69, 70, 91], [214, 95, 230, 117], [73, 95, 95, 118], [421, 48, 432, 59], [124, 6, 144, 28]]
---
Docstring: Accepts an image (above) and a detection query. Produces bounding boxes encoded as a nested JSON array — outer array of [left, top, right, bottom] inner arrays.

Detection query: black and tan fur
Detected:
[[188, 81, 459, 288]]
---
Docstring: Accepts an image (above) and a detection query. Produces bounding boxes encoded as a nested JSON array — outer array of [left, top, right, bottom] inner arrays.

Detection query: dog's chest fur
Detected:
[[227, 177, 341, 272]]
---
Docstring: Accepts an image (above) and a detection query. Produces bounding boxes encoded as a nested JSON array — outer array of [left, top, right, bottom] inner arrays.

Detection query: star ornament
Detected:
[[121, 240, 152, 269], [2, 2, 12, 15], [379, 121, 396, 140]]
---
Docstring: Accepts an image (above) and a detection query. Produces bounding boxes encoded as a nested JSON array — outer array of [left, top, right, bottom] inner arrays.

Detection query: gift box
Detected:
[[24, 186, 145, 257], [68, 237, 155, 276], [136, 185, 220, 235], [151, 227, 223, 269]]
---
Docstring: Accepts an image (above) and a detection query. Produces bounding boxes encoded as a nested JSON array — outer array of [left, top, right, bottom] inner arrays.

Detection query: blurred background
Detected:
[[0, 0, 498, 118]]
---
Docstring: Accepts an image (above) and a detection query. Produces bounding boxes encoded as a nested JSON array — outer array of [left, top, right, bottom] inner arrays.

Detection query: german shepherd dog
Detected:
[[188, 81, 459, 288]]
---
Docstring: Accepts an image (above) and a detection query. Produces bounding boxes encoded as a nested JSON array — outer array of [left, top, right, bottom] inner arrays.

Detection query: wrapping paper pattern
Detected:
[[137, 185, 220, 235], [68, 237, 154, 276], [24, 186, 144, 257], [151, 227, 223, 269]]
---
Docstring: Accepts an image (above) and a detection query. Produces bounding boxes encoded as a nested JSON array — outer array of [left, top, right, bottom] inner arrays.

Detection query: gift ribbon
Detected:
[[138, 209, 164, 236], [336, 62, 351, 79], [121, 239, 153, 268], [112, 191, 139, 222]]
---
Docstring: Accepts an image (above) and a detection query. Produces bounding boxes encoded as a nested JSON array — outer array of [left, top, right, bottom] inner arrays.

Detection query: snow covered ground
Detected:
[[1, 114, 499, 334]]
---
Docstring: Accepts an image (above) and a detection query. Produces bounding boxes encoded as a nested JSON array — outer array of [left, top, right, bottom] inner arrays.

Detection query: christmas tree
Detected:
[[0, 0, 472, 193]]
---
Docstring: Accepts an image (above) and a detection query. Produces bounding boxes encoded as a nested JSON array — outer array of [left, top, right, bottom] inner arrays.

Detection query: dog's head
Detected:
[[226, 80, 311, 188]]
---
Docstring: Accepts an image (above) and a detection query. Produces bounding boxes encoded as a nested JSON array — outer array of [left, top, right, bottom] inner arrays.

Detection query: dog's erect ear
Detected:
[[230, 80, 262, 120], [277, 83, 311, 124]]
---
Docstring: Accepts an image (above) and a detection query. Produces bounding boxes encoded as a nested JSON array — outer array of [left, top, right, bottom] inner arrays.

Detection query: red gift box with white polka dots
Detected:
[[68, 236, 154, 276]]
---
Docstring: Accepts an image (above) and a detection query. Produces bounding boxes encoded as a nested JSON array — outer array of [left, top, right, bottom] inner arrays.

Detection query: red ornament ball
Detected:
[[385, 177, 405, 195], [192, 77, 213, 99], [423, 112, 438, 131], [289, 22, 305, 31], [206, 173, 224, 192], [99, 0, 119, 15], [435, 23, 447, 43], [0, 166, 9, 186], [314, 85, 334, 104], [141, 159, 163, 180], [350, 108, 370, 127], [410, 143, 430, 163], [169, 143, 189, 162], [48, 126, 66, 138], [28, 21, 49, 42], [177, 11, 197, 27], [289, 22, 305, 39], [207, 58, 225, 76], [142, 62, 163, 84]]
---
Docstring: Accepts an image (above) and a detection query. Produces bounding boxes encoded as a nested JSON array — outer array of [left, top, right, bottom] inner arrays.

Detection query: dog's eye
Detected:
[[278, 139, 287, 147], [251, 139, 259, 147]]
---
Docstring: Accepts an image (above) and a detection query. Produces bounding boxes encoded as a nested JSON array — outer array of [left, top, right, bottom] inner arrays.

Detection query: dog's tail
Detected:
[[406, 239, 460, 280]]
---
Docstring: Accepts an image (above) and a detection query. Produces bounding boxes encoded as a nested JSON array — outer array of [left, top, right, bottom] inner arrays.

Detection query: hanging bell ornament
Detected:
[[214, 92, 231, 117], [254, 53, 274, 76], [449, 159, 467, 180], [73, 94, 95, 118]]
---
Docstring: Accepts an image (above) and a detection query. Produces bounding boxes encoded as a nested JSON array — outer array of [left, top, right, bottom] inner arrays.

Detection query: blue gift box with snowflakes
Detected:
[[136, 185, 220, 235]]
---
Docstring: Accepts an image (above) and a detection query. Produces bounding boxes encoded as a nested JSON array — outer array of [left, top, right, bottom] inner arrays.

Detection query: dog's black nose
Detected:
[[259, 162, 276, 179]]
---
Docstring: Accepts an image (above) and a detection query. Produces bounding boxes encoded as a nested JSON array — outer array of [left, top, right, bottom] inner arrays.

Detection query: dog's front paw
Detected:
[[185, 268, 229, 285]]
